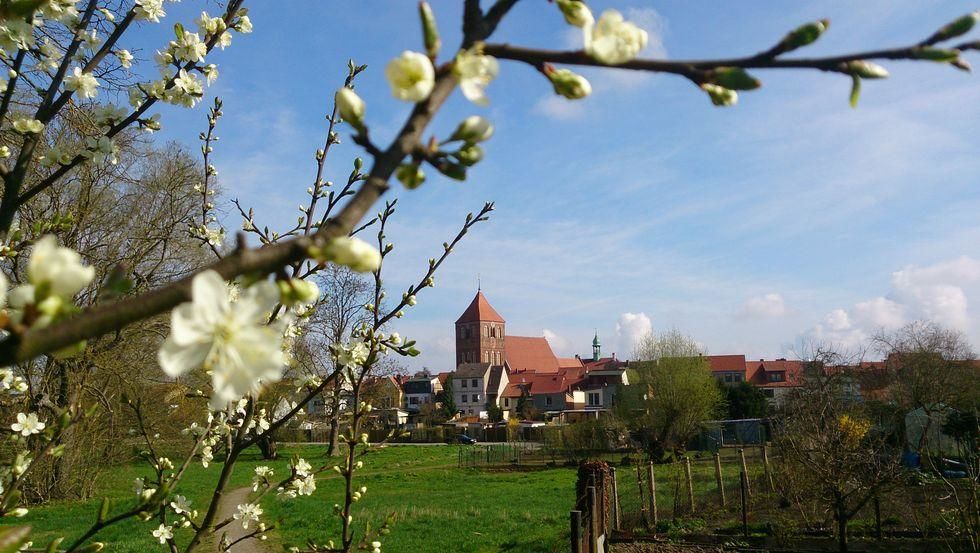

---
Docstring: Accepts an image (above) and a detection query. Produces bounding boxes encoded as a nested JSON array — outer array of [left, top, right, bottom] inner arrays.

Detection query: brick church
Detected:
[[449, 290, 626, 419]]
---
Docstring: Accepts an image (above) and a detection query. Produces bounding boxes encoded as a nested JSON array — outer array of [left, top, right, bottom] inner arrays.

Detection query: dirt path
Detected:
[[214, 487, 269, 553]]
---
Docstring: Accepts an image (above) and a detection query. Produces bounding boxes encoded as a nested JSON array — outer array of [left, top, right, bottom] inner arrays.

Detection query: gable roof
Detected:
[[706, 354, 747, 373], [455, 291, 505, 324], [527, 371, 571, 395], [558, 357, 584, 369], [505, 336, 560, 372], [454, 363, 491, 379]]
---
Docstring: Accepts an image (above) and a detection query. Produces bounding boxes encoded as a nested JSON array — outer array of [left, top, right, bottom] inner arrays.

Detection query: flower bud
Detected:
[[277, 279, 320, 305], [546, 68, 592, 99], [335, 87, 366, 130], [556, 0, 593, 27], [843, 61, 888, 79], [449, 116, 493, 143], [925, 11, 979, 44], [396, 163, 425, 190], [321, 237, 381, 273], [700, 83, 737, 107], [776, 20, 829, 53], [453, 143, 484, 166], [912, 47, 961, 62], [419, 2, 441, 58]]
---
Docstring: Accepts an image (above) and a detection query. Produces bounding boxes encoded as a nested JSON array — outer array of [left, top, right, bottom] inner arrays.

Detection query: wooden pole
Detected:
[[739, 470, 748, 538], [610, 467, 621, 531], [647, 461, 658, 529], [761, 445, 774, 492], [714, 452, 726, 507], [570, 510, 583, 553], [684, 456, 695, 513], [636, 461, 648, 529], [588, 485, 599, 553], [738, 447, 751, 497]]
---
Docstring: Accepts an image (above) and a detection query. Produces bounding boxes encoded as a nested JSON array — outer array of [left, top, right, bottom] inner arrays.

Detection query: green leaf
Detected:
[[0, 526, 31, 553], [711, 67, 761, 90], [912, 47, 961, 62], [849, 74, 861, 108]]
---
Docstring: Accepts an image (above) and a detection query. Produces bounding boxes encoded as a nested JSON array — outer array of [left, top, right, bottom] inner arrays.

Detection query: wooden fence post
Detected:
[[738, 447, 751, 497], [635, 462, 648, 529], [874, 495, 882, 540], [739, 470, 748, 538], [714, 452, 726, 507], [647, 461, 658, 530], [761, 445, 774, 492], [610, 467, 621, 532], [588, 485, 599, 553], [684, 457, 695, 513], [570, 510, 583, 553]]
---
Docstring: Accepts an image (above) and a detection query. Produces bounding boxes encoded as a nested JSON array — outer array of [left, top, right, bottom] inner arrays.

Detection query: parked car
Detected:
[[449, 433, 477, 445]]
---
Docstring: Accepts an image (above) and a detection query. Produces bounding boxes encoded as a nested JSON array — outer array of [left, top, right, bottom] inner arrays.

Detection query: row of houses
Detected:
[[358, 291, 822, 426]]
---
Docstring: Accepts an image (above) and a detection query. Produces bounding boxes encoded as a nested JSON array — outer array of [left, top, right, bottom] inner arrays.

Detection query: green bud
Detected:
[[779, 20, 829, 53], [710, 67, 761, 90], [546, 67, 592, 99], [395, 163, 425, 190], [912, 47, 961, 62], [98, 497, 110, 523], [453, 144, 484, 166], [335, 87, 366, 131], [555, 0, 593, 28], [700, 83, 738, 107], [436, 160, 467, 181], [843, 60, 888, 79], [419, 2, 441, 58], [46, 537, 65, 553], [925, 11, 979, 44], [449, 116, 493, 143]]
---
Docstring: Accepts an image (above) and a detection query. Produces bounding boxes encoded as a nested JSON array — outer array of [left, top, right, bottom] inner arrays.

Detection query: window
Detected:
[[484, 351, 489, 363], [768, 372, 784, 382], [587, 392, 601, 407], [461, 379, 467, 388], [471, 378, 478, 387], [546, 396, 553, 406], [724, 373, 733, 383], [504, 398, 510, 407], [734, 373, 743, 382], [763, 389, 775, 398], [410, 397, 419, 405]]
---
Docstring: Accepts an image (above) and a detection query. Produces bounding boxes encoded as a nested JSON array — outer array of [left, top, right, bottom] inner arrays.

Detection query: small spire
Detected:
[[477, 273, 481, 292]]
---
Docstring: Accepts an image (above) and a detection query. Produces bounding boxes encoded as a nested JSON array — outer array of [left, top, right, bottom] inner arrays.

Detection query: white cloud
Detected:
[[532, 95, 587, 121], [739, 293, 787, 319], [615, 312, 652, 356], [804, 256, 980, 351], [543, 328, 571, 356]]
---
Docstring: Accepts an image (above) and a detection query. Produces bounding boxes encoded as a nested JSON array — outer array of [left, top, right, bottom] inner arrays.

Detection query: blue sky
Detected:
[[135, 1, 980, 369]]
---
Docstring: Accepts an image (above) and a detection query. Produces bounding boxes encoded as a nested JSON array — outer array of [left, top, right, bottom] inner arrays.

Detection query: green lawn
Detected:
[[7, 445, 578, 553]]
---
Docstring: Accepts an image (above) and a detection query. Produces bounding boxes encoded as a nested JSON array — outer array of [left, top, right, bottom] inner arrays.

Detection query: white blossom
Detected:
[[152, 524, 173, 544], [321, 237, 381, 273], [135, 0, 166, 23], [170, 495, 191, 514], [116, 49, 133, 69], [171, 30, 207, 62], [335, 87, 365, 128], [10, 412, 45, 436], [454, 49, 499, 106], [450, 115, 494, 143], [158, 271, 285, 409], [12, 118, 44, 134], [83, 135, 119, 164], [63, 67, 98, 98], [234, 503, 262, 529], [384, 51, 435, 102], [27, 235, 95, 299], [585, 10, 649, 65]]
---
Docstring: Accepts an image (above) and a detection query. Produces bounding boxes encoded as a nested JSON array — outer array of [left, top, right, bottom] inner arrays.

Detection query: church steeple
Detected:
[[592, 330, 601, 362], [455, 291, 506, 367]]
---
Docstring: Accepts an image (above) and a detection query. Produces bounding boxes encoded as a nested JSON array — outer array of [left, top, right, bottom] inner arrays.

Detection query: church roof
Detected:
[[505, 336, 560, 372], [455, 291, 505, 324]]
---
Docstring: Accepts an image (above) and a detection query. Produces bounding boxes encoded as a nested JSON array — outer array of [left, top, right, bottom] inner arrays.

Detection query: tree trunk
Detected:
[[257, 435, 278, 460], [835, 498, 849, 553]]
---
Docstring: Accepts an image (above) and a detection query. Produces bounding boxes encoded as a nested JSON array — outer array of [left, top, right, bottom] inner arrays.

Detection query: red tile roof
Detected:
[[754, 359, 804, 388], [505, 336, 560, 372], [706, 355, 747, 373], [455, 291, 505, 324], [558, 357, 584, 369], [527, 372, 570, 395]]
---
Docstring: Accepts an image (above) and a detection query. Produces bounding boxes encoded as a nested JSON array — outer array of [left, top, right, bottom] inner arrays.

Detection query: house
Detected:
[[362, 375, 407, 427], [707, 354, 748, 385], [401, 371, 442, 413], [452, 363, 509, 418], [745, 358, 804, 405]]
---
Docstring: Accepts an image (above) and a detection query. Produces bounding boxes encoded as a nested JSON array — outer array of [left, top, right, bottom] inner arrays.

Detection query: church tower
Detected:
[[455, 291, 506, 366], [592, 331, 601, 362]]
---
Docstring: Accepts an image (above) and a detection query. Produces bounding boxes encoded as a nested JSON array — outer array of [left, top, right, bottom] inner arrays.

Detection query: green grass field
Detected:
[[9, 445, 578, 552]]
